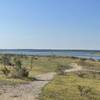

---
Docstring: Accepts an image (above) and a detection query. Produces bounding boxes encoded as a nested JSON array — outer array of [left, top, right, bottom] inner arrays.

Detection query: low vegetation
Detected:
[[56, 64, 71, 75], [0, 54, 73, 85], [0, 54, 100, 99], [40, 72, 100, 100], [77, 59, 100, 70]]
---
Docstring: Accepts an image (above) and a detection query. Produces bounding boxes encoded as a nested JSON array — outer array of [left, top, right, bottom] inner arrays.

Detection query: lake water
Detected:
[[0, 49, 100, 60]]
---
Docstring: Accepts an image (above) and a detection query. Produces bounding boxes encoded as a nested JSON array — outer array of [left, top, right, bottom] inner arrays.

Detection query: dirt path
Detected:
[[0, 63, 82, 100], [0, 73, 56, 100]]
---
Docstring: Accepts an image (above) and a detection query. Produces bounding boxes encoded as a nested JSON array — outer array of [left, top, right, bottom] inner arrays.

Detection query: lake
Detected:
[[0, 49, 100, 60]]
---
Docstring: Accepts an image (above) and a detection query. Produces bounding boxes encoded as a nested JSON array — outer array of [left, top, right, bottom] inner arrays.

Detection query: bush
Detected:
[[57, 65, 66, 75], [78, 85, 92, 96], [18, 67, 29, 78], [1, 67, 10, 76], [11, 67, 29, 78], [1, 55, 11, 66], [11, 59, 29, 78], [15, 60, 22, 71]]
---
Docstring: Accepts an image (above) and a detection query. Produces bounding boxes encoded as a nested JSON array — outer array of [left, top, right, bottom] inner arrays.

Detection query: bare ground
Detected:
[[0, 73, 56, 100]]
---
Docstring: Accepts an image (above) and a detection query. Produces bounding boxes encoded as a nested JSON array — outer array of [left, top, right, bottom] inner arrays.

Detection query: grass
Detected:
[[77, 59, 100, 70], [0, 55, 73, 85], [17, 56, 74, 76], [0, 76, 29, 86], [40, 72, 100, 100], [0, 54, 100, 100]]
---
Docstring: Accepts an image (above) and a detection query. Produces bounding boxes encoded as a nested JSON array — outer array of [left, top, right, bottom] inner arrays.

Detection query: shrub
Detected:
[[1, 67, 10, 76], [11, 67, 29, 78], [1, 55, 11, 66], [18, 67, 29, 78], [11, 59, 29, 78], [15, 60, 22, 71], [57, 65, 68, 75], [78, 85, 92, 97]]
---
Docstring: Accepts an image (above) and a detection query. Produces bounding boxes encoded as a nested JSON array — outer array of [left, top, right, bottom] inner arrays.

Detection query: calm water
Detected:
[[0, 49, 100, 60]]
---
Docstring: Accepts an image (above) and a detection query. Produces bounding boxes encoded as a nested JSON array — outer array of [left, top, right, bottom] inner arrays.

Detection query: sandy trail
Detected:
[[0, 63, 82, 100], [65, 63, 82, 73], [0, 73, 56, 100]]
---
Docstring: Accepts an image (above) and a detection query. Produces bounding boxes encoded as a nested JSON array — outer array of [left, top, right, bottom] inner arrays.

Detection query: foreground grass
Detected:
[[40, 73, 100, 100]]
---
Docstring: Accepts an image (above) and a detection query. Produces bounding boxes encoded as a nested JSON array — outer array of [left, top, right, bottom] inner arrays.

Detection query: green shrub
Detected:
[[11, 59, 29, 78], [1, 67, 10, 76], [14, 59, 22, 70]]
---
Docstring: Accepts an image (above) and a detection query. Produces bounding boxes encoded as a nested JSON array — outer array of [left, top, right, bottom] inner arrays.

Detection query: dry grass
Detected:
[[40, 72, 100, 100]]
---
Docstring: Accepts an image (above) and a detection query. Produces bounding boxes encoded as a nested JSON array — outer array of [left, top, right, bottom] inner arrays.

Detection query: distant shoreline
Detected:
[[0, 49, 100, 52], [0, 49, 100, 60], [0, 53, 97, 62]]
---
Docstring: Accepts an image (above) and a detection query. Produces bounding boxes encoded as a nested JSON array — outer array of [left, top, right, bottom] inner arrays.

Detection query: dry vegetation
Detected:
[[40, 72, 100, 100], [0, 54, 100, 100]]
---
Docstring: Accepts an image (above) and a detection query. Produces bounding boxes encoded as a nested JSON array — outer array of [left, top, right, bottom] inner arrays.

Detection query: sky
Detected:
[[0, 0, 100, 49]]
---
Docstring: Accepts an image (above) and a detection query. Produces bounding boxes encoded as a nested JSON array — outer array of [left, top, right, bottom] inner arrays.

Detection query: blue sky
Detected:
[[0, 0, 100, 49]]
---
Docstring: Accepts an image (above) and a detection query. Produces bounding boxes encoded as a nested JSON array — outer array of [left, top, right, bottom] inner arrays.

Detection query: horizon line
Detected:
[[0, 48, 100, 51]]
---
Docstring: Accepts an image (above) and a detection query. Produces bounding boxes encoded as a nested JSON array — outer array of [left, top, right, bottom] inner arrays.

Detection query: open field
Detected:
[[0, 54, 100, 100]]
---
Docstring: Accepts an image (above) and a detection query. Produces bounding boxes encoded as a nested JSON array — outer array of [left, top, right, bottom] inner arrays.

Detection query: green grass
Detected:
[[40, 73, 100, 100]]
